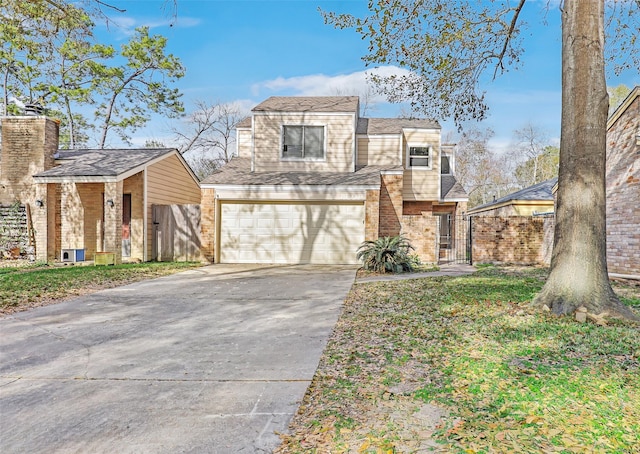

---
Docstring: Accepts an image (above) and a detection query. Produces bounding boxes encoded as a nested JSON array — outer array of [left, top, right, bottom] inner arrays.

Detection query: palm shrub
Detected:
[[356, 235, 416, 273]]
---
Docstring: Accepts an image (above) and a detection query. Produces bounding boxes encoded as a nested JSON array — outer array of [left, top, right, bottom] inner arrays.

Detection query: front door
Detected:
[[122, 194, 131, 258]]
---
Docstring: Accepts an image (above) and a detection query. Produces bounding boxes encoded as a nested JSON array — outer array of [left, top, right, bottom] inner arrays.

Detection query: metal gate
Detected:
[[436, 215, 472, 264]]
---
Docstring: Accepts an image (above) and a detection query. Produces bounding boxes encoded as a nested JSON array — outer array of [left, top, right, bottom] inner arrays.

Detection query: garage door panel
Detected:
[[220, 202, 364, 264]]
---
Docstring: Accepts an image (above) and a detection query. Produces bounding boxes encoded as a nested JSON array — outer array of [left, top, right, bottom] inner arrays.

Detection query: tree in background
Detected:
[[1, 3, 184, 149], [324, 0, 639, 321], [455, 127, 516, 207], [329, 86, 379, 117], [514, 145, 559, 188], [172, 100, 245, 179], [1, 0, 87, 115], [608, 83, 632, 115], [510, 123, 553, 186], [95, 27, 184, 148]]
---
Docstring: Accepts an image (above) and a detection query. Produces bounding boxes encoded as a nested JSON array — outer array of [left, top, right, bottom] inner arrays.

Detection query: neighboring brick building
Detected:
[[606, 86, 640, 279], [1, 115, 201, 264], [466, 177, 557, 217]]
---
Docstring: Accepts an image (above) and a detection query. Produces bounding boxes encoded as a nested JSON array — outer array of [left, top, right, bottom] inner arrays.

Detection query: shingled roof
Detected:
[[33, 148, 184, 181], [237, 117, 252, 128], [467, 177, 558, 214], [441, 175, 468, 201], [200, 157, 401, 187], [252, 96, 359, 113], [357, 118, 440, 134]]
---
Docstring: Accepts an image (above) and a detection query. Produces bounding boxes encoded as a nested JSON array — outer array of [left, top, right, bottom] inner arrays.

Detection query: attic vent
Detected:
[[23, 103, 44, 116]]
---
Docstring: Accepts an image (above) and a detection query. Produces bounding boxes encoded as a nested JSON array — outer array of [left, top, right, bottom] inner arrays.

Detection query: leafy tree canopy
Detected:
[[323, 1, 639, 127], [1, 0, 184, 148]]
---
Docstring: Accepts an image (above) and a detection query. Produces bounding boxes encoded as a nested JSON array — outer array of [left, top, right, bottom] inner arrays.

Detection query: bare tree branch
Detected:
[[493, 0, 527, 79]]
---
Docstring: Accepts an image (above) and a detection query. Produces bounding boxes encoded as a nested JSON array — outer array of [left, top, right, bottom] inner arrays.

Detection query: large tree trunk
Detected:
[[533, 0, 638, 321]]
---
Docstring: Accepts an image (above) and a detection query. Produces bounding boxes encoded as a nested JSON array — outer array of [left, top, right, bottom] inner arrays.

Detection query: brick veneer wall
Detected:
[[123, 172, 144, 261], [471, 215, 554, 265], [379, 173, 439, 263], [200, 188, 216, 262], [403, 201, 432, 215], [379, 173, 403, 236], [365, 189, 380, 241], [402, 214, 438, 263], [606, 94, 639, 276], [1, 117, 59, 262], [1, 117, 58, 205]]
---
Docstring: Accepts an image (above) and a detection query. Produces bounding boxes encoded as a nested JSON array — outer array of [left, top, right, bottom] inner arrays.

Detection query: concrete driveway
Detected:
[[0, 264, 356, 453]]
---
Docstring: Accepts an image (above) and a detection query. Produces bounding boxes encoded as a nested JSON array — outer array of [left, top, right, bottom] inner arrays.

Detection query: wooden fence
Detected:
[[152, 204, 202, 262]]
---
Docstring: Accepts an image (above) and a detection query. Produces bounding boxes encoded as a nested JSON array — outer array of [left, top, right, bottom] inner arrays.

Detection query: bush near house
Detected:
[[356, 235, 416, 274]]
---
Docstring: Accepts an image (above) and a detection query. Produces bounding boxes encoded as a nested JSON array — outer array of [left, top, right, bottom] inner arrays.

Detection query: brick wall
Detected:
[[606, 93, 639, 276], [365, 189, 380, 241], [379, 173, 403, 236], [401, 213, 438, 263], [200, 188, 216, 262], [471, 215, 554, 266], [0, 117, 58, 206], [123, 172, 144, 261], [73, 183, 103, 260], [403, 200, 433, 215], [1, 117, 59, 262], [103, 180, 123, 264]]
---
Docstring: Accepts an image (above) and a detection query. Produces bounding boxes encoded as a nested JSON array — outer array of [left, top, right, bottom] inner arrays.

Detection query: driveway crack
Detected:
[[7, 315, 92, 380]]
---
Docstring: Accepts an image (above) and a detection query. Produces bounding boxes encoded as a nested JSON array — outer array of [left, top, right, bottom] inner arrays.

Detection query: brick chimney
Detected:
[[0, 116, 59, 205]]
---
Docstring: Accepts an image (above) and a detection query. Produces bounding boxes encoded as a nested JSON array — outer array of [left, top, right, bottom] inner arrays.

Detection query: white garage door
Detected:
[[220, 202, 365, 264]]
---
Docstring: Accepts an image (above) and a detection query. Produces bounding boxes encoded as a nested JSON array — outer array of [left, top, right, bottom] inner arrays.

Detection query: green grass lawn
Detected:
[[277, 266, 640, 454], [0, 261, 203, 313]]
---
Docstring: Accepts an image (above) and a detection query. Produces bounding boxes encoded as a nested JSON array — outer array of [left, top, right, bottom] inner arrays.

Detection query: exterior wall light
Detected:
[[106, 199, 115, 207], [35, 199, 44, 207]]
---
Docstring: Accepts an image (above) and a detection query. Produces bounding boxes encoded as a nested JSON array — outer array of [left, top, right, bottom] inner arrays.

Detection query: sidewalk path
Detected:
[[355, 264, 477, 283]]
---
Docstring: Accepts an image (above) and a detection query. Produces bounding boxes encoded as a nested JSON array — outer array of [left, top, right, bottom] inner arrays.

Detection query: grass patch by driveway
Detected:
[[1, 262, 203, 315], [277, 266, 640, 453]]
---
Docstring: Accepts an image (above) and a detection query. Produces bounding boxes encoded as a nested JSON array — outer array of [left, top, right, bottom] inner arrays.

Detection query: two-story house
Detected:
[[200, 96, 468, 264]]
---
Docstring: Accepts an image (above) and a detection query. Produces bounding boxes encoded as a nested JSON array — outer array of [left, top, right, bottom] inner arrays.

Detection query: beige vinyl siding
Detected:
[[402, 129, 441, 200], [253, 113, 355, 172], [146, 154, 201, 259], [237, 128, 252, 158], [356, 136, 402, 166]]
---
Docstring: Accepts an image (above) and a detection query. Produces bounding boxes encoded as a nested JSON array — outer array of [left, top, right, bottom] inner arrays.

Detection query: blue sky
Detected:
[[96, 0, 639, 152]]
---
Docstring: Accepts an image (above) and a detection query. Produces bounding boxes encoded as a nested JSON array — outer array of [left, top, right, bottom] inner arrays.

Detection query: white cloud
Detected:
[[251, 66, 412, 102]]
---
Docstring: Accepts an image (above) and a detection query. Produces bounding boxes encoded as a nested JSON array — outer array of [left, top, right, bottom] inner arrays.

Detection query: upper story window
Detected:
[[282, 125, 325, 160], [407, 145, 431, 169], [441, 155, 451, 174]]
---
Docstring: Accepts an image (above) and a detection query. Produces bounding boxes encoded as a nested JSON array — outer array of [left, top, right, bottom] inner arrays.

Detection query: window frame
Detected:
[[281, 124, 326, 161], [406, 144, 432, 170]]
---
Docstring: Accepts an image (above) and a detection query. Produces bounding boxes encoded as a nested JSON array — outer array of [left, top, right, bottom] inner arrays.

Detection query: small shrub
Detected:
[[356, 235, 415, 273]]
